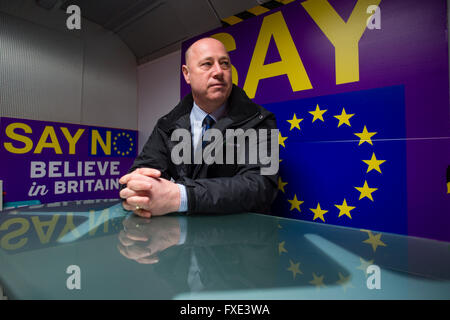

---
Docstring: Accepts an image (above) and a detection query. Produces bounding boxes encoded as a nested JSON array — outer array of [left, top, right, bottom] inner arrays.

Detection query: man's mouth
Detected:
[[209, 83, 225, 88]]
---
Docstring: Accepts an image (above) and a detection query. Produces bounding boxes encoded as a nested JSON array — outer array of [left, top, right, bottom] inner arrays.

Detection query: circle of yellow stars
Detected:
[[279, 221, 388, 292], [278, 103, 386, 223], [278, 103, 389, 290], [113, 132, 134, 156]]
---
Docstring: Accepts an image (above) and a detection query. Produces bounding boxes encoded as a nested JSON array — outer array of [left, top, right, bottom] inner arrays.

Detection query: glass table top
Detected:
[[0, 200, 449, 300]]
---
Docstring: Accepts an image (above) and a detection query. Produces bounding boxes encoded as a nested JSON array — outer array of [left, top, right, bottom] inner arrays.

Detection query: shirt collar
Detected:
[[191, 101, 227, 123]]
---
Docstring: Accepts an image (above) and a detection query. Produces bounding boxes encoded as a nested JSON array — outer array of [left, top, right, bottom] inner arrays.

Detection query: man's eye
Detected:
[[202, 62, 212, 67]]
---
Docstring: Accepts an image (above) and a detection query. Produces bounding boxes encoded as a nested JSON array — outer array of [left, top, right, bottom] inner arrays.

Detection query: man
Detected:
[[119, 37, 278, 217]]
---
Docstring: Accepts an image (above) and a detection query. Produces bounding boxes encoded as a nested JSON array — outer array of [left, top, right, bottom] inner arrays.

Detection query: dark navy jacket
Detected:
[[128, 85, 279, 214]]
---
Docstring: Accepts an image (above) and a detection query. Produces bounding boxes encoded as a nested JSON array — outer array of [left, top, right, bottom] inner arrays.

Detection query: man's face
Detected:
[[182, 38, 232, 110]]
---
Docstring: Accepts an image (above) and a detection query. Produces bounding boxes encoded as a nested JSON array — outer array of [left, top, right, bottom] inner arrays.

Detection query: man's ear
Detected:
[[182, 65, 190, 84]]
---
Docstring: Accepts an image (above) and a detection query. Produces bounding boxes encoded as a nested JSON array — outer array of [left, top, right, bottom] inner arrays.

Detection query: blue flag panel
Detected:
[[264, 86, 407, 235]]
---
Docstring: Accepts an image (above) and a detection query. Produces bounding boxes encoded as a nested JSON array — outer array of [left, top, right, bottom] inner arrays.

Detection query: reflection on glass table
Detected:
[[0, 200, 449, 299]]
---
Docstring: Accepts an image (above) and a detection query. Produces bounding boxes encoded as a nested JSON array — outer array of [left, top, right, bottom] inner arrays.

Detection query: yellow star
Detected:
[[309, 104, 327, 123], [309, 273, 326, 288], [335, 199, 356, 219], [310, 203, 328, 222], [334, 108, 355, 127], [354, 126, 377, 145], [336, 272, 354, 292], [355, 180, 378, 201], [288, 194, 304, 212], [287, 113, 303, 131], [278, 241, 288, 255], [361, 230, 387, 252], [362, 153, 386, 174], [278, 177, 288, 193], [356, 257, 375, 277], [287, 260, 302, 279], [279, 132, 288, 148]]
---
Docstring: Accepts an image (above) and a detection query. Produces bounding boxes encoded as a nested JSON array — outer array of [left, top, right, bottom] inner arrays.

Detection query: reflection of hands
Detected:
[[119, 168, 181, 218], [117, 214, 181, 264]]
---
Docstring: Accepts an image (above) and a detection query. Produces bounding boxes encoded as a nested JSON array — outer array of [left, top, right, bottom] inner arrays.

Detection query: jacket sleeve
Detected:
[[126, 125, 172, 180], [180, 170, 278, 214], [178, 113, 279, 214]]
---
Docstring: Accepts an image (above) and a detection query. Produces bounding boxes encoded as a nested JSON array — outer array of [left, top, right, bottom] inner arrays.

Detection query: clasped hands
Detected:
[[119, 168, 181, 218], [117, 214, 181, 264]]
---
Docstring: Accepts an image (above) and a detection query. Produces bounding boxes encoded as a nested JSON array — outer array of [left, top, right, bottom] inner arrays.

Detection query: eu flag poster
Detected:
[[265, 86, 406, 235]]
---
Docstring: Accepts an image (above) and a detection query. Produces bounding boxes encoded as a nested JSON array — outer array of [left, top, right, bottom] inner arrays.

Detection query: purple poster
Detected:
[[0, 117, 137, 208], [180, 0, 450, 241]]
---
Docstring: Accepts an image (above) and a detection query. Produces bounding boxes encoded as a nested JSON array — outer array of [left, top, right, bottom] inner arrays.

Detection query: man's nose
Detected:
[[211, 61, 224, 78]]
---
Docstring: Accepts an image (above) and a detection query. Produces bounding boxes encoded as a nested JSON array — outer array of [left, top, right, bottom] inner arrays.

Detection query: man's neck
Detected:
[[193, 100, 227, 121], [193, 101, 221, 114]]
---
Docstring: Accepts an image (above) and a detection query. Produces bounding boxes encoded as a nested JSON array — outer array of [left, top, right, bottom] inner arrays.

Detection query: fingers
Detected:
[[136, 255, 159, 264], [122, 218, 151, 241], [121, 200, 136, 211], [119, 172, 133, 185], [119, 182, 152, 199], [121, 228, 148, 242], [118, 230, 137, 246], [134, 209, 152, 218], [137, 168, 161, 178], [117, 242, 151, 260], [119, 168, 161, 184], [117, 240, 159, 264], [121, 199, 152, 218], [126, 179, 153, 191], [120, 187, 146, 200], [118, 217, 151, 247], [127, 195, 147, 206], [119, 174, 156, 199], [119, 172, 153, 185]]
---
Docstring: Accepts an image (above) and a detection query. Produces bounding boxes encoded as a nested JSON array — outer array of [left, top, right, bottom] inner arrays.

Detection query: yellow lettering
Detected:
[[0, 218, 30, 250], [89, 209, 109, 236], [61, 127, 84, 155], [34, 126, 62, 154], [91, 130, 111, 155], [57, 214, 80, 241], [3, 123, 33, 154], [302, 0, 381, 84], [211, 32, 239, 86], [244, 11, 312, 99], [31, 215, 59, 244]]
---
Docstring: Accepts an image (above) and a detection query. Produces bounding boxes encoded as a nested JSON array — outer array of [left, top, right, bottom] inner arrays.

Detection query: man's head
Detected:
[[182, 38, 233, 113]]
